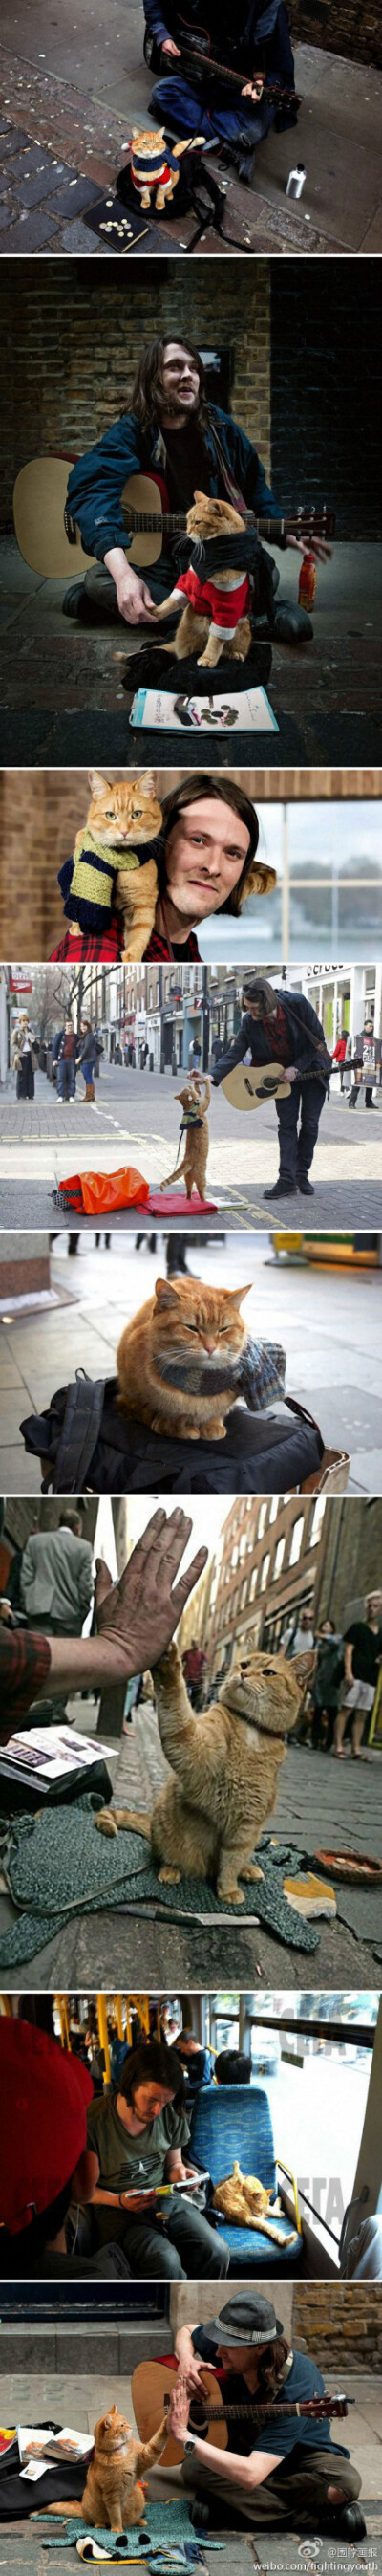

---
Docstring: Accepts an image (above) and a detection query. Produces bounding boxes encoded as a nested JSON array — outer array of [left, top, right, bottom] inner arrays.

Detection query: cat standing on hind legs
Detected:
[[160, 1076, 211, 1201], [95, 1640, 303, 1905]]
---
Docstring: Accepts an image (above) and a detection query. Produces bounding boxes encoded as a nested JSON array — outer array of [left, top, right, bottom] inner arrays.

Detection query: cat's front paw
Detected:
[[241, 1862, 265, 1882], [154, 1641, 181, 1682]]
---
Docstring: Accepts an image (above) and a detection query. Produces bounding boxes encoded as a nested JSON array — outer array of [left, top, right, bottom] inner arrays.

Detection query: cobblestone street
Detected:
[[0, 1061, 381, 1226]]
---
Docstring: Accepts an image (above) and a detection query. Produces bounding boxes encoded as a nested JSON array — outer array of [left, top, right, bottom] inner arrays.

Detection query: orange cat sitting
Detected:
[[39, 2403, 168, 2534], [117, 1272, 251, 1442], [153, 493, 252, 669]]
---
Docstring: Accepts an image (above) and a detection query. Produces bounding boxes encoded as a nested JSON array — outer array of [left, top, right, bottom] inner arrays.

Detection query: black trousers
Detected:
[[277, 1077, 327, 1184]]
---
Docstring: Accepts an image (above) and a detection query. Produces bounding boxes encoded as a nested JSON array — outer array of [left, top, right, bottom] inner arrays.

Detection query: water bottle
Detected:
[[286, 163, 306, 198]]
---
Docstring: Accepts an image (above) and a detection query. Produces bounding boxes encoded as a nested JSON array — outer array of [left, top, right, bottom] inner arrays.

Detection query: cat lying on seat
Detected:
[[213, 2160, 296, 2247], [39, 2404, 168, 2534], [95, 1640, 303, 1906]]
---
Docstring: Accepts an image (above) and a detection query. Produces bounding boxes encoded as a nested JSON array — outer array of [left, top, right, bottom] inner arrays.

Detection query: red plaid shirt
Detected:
[[261, 1002, 290, 1066], [50, 926, 201, 963], [0, 1629, 51, 1738]]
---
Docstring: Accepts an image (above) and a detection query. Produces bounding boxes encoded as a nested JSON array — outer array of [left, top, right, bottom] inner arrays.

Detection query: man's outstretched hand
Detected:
[[95, 1509, 207, 1684]]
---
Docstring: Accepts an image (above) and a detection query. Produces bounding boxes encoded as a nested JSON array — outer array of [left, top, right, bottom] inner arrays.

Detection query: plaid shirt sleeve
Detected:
[[0, 1629, 52, 1739]]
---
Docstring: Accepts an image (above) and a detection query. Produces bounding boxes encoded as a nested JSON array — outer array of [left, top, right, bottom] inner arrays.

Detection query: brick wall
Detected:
[[0, 1255, 50, 1297], [293, 2285, 382, 2367], [1, 768, 381, 960], [0, 260, 270, 535], [291, 0, 381, 66], [270, 266, 382, 541]]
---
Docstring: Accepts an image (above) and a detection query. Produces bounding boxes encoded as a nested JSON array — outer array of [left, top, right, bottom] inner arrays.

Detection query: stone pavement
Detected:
[[0, 1231, 381, 1496], [1, 538, 382, 771], [0, 1065, 381, 1230], [1, 34, 382, 255]]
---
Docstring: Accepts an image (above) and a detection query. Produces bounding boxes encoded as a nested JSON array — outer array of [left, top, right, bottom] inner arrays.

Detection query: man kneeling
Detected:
[[167, 2291, 365, 2536]]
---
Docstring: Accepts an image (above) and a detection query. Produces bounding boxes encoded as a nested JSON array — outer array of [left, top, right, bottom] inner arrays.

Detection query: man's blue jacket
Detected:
[[66, 405, 283, 564]]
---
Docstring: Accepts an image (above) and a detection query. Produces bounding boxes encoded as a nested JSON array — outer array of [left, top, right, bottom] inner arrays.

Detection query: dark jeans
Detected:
[[92, 2197, 229, 2279], [277, 1077, 327, 1184], [83, 559, 178, 623], [311, 1698, 338, 1751], [56, 1058, 75, 1100], [350, 1083, 374, 1106], [150, 2, 295, 149], [16, 1055, 34, 1100]]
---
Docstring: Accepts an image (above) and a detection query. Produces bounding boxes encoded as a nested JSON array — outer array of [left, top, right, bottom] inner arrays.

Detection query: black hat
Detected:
[[203, 2295, 284, 2349]]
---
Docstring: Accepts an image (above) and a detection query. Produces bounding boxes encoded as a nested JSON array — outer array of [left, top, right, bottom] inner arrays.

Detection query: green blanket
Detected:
[[0, 1802, 318, 1965]]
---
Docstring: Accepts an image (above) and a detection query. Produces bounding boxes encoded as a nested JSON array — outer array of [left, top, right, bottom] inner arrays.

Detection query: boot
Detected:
[[264, 1178, 298, 1200], [85, 1082, 95, 1102], [298, 1175, 315, 1195]]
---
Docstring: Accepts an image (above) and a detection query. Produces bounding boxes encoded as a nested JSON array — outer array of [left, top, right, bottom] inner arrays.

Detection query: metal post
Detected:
[[282, 804, 289, 962]]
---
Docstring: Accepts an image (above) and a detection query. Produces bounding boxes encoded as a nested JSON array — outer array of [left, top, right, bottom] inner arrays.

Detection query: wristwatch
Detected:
[[184, 2434, 197, 2454]]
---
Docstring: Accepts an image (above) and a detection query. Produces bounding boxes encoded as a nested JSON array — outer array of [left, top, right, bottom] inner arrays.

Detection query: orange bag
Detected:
[[54, 1167, 150, 1214]]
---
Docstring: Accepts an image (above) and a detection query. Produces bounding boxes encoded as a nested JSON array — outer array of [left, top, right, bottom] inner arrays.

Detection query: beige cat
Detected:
[[117, 1272, 251, 1442], [130, 128, 202, 211], [95, 1640, 303, 1905], [153, 492, 252, 668], [212, 2160, 295, 2248], [160, 1076, 211, 1201], [40, 2403, 168, 2534], [69, 770, 162, 962]]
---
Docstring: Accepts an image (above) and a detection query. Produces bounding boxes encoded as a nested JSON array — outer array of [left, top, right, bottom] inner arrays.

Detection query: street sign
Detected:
[[10, 968, 33, 992]]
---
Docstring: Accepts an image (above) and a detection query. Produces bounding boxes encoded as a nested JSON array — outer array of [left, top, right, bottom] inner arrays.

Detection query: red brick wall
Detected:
[[291, 0, 381, 65], [0, 1255, 50, 1296]]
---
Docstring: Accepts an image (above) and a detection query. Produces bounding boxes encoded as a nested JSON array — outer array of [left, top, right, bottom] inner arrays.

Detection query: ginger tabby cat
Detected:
[[160, 1076, 211, 1201], [40, 2403, 168, 2534], [153, 493, 252, 668], [95, 1641, 303, 1905], [213, 2161, 296, 2249], [67, 770, 162, 962], [117, 1272, 251, 1441]]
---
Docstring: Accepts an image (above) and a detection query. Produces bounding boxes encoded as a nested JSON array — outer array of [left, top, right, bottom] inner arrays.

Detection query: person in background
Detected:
[[331, 1031, 349, 1094], [282, 1607, 315, 1657], [348, 1015, 381, 1111], [309, 1619, 344, 1753], [334, 1592, 382, 1758], [20, 1508, 94, 1639], [11, 1015, 37, 1102], [215, 2048, 251, 2084], [76, 1019, 98, 1102], [176, 2028, 212, 2090], [55, 1018, 77, 1102], [182, 1639, 207, 1708]]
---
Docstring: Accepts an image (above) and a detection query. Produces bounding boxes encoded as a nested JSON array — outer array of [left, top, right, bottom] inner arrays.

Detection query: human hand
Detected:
[[167, 2377, 191, 2443], [116, 567, 159, 625], [286, 534, 332, 565], [95, 1509, 207, 1682], [162, 35, 181, 51], [120, 2189, 156, 2212], [284, 1064, 297, 1081], [242, 74, 265, 95]]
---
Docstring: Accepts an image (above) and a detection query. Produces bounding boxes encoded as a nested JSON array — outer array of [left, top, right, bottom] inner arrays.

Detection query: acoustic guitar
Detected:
[[12, 459, 336, 580], [221, 1059, 331, 1110], [132, 2358, 353, 2468]]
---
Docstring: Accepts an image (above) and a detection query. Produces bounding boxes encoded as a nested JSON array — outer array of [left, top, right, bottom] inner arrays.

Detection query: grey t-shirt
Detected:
[[87, 2088, 190, 2194]]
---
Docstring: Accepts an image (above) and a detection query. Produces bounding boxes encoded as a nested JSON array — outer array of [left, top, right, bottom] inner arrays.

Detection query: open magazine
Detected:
[[2, 1726, 110, 1783], [18, 2425, 94, 2482], [130, 685, 279, 733]]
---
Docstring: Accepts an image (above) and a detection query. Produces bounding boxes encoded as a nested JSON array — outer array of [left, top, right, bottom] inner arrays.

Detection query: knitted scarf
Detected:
[[58, 826, 161, 937]]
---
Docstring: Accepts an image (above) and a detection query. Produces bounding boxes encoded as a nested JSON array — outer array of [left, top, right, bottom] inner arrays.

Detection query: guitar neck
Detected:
[[196, 2397, 348, 2426], [174, 41, 297, 101]]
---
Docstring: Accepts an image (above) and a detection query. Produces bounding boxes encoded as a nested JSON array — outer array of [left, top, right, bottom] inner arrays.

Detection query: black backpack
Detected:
[[20, 1370, 326, 1496]]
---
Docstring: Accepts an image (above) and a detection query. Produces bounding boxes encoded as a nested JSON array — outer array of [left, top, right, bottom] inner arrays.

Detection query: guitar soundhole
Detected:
[[189, 2399, 210, 2436]]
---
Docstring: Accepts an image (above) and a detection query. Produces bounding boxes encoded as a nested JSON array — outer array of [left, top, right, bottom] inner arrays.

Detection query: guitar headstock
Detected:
[[302, 2395, 350, 2420]]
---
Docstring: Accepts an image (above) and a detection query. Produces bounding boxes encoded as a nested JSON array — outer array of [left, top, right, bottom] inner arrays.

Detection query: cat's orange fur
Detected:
[[40, 2404, 168, 2534], [74, 770, 162, 962], [160, 1076, 210, 1200], [117, 1271, 250, 1441], [153, 492, 252, 668], [95, 1640, 303, 1904], [212, 2160, 295, 2247]]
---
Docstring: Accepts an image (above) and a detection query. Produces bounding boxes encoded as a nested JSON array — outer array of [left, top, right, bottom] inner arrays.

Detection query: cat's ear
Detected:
[[88, 770, 111, 797], [228, 1282, 252, 1306], [155, 1277, 181, 1307], [193, 491, 206, 505], [135, 769, 158, 795]]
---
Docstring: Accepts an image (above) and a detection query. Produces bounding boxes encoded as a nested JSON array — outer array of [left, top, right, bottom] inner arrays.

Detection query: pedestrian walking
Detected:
[[334, 1592, 382, 1757], [20, 1507, 94, 1639], [11, 1016, 37, 1101], [182, 1640, 207, 1709], [309, 1620, 344, 1751], [76, 1019, 98, 1101], [55, 1018, 77, 1102], [331, 1032, 349, 1094], [348, 1016, 381, 1110]]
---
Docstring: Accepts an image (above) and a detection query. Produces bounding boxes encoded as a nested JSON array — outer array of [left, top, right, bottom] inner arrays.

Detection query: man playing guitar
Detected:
[[212, 972, 332, 1199], [143, 0, 298, 186], [63, 337, 331, 632], [166, 2290, 365, 2535]]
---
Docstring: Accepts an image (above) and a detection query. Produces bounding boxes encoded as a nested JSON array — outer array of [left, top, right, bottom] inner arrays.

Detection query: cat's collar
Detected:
[[231, 1703, 288, 1742]]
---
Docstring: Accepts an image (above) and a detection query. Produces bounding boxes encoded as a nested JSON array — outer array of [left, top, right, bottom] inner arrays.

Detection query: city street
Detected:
[[0, 1233, 381, 1495], [0, 1061, 381, 1228]]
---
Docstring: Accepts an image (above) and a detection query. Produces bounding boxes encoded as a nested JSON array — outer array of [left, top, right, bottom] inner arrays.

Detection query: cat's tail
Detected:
[[95, 1806, 152, 1841]]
